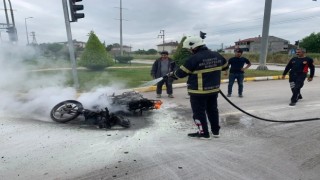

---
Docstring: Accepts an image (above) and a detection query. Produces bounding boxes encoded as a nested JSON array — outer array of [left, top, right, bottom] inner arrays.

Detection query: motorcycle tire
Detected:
[[50, 100, 84, 123]]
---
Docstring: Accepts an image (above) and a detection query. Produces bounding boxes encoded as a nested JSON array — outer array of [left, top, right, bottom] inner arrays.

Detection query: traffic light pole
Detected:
[[62, 0, 79, 89]]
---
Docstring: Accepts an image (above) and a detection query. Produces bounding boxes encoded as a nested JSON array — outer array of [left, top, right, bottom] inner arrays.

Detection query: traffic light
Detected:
[[69, 0, 85, 22], [200, 31, 206, 39], [294, 40, 299, 46]]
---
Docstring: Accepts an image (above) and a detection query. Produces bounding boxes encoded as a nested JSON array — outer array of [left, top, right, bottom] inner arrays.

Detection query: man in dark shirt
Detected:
[[151, 51, 177, 98], [282, 48, 315, 106], [225, 48, 251, 97]]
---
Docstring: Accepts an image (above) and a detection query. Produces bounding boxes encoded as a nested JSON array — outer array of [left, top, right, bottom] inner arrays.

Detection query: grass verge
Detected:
[[29, 65, 283, 92]]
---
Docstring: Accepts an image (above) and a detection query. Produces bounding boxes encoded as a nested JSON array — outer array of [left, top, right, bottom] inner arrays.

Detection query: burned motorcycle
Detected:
[[50, 91, 162, 129]]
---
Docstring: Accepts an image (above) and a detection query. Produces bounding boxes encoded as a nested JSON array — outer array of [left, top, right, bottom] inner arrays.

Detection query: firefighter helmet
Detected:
[[182, 36, 205, 49]]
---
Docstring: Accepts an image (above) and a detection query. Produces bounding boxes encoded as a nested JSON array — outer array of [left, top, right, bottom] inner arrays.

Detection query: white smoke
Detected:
[[0, 45, 77, 121], [0, 44, 127, 121], [77, 86, 129, 113]]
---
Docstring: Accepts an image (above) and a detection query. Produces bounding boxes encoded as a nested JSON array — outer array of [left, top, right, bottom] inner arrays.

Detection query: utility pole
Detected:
[[257, 0, 272, 70], [30, 31, 37, 45], [119, 0, 123, 56], [115, 0, 127, 56], [158, 30, 165, 51], [25, 17, 33, 45]]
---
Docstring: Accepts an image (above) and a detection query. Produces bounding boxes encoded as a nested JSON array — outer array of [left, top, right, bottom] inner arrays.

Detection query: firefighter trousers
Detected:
[[289, 73, 306, 103], [190, 94, 220, 135]]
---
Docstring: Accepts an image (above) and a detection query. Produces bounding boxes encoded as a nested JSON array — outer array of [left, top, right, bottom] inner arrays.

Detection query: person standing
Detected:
[[165, 36, 228, 139], [225, 48, 251, 97], [282, 48, 315, 106], [151, 51, 177, 98]]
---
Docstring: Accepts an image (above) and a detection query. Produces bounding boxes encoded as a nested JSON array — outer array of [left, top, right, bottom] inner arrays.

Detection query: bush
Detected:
[[78, 31, 114, 71], [115, 56, 133, 64]]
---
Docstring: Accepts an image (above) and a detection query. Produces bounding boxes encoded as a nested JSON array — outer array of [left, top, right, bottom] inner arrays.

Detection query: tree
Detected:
[[78, 31, 114, 70], [147, 49, 157, 55], [47, 43, 63, 59], [106, 44, 113, 52], [217, 49, 224, 53], [173, 36, 192, 66], [134, 49, 147, 54], [299, 32, 320, 53], [115, 56, 133, 64]]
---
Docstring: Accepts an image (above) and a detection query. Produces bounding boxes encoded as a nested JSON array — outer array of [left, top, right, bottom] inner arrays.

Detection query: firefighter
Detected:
[[282, 48, 315, 106], [164, 35, 228, 139]]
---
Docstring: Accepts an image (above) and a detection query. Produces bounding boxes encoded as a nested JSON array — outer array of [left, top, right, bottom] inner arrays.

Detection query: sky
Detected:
[[1, 0, 320, 51]]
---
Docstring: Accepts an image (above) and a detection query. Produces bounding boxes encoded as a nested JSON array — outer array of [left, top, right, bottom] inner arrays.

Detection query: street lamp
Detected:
[[24, 17, 33, 45]]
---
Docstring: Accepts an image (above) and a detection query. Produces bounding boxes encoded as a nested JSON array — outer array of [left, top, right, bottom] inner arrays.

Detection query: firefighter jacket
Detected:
[[173, 46, 228, 95]]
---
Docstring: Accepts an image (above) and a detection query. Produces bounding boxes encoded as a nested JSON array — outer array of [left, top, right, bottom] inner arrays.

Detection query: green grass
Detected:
[[65, 68, 153, 91], [132, 54, 159, 60], [30, 66, 283, 92], [112, 63, 151, 67], [244, 69, 283, 77]]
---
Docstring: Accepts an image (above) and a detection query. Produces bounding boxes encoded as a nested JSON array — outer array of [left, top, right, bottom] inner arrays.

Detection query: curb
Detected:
[[243, 75, 285, 82], [132, 75, 288, 93]]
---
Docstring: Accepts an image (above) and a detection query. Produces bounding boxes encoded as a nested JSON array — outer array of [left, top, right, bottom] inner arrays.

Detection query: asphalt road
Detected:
[[1, 75, 320, 180]]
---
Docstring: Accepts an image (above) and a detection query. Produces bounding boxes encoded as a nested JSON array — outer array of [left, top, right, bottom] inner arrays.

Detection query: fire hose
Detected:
[[219, 90, 320, 123], [141, 77, 320, 123]]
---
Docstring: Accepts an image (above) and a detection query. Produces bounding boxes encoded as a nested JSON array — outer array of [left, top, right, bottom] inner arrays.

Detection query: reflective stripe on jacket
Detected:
[[174, 46, 228, 95]]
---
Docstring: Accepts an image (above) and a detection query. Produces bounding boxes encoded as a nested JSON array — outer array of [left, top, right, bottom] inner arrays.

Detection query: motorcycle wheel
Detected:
[[50, 100, 83, 123]]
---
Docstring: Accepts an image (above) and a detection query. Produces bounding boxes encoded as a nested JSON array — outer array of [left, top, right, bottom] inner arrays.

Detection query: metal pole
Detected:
[[7, 0, 15, 26], [162, 30, 165, 51], [25, 17, 32, 45], [25, 18, 28, 45], [158, 30, 165, 51], [62, 0, 79, 89], [162, 34, 164, 51], [257, 0, 272, 70], [3, 0, 9, 25], [120, 0, 123, 56], [7, 0, 17, 41]]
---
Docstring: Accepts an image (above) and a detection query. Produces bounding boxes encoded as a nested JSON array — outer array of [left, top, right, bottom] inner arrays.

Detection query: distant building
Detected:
[[224, 45, 236, 53], [157, 41, 179, 54], [224, 35, 290, 53], [110, 44, 132, 56], [73, 40, 86, 48], [59, 40, 86, 48]]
